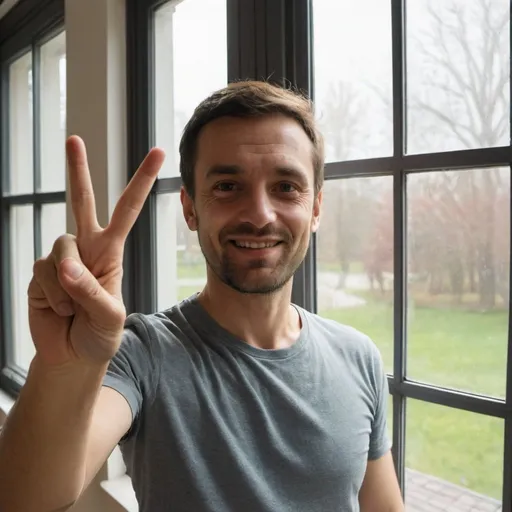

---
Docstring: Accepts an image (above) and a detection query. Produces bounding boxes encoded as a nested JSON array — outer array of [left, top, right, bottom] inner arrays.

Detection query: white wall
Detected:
[[66, 0, 130, 510]]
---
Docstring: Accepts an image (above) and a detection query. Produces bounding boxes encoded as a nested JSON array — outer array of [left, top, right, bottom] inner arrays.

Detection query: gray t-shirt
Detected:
[[103, 295, 391, 512]]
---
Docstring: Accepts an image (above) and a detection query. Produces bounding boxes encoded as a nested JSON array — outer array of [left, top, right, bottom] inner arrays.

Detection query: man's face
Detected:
[[181, 114, 322, 294]]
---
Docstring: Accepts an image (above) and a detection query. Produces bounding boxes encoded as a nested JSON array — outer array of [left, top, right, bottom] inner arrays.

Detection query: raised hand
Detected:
[[27, 136, 165, 368]]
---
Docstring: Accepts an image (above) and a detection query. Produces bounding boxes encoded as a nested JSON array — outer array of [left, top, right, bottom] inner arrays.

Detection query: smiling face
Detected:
[[181, 114, 322, 294]]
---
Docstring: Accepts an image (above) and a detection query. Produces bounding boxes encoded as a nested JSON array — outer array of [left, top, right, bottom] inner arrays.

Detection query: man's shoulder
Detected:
[[122, 296, 198, 348]]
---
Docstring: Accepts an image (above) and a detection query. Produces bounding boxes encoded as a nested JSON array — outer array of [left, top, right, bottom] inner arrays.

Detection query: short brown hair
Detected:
[[179, 80, 325, 197]]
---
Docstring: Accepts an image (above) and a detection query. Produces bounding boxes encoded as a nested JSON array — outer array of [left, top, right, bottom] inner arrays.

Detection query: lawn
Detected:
[[177, 261, 206, 280], [321, 298, 507, 500], [178, 285, 203, 300]]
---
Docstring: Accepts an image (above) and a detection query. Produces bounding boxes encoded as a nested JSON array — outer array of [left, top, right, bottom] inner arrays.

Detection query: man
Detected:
[[0, 81, 403, 511]]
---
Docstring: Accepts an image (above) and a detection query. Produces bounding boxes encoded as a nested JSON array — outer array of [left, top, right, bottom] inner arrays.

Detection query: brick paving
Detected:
[[406, 469, 502, 512]]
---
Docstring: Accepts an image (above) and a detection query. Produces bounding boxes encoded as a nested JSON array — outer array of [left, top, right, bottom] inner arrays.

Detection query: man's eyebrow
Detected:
[[205, 165, 243, 179], [275, 166, 308, 182], [204, 164, 309, 182]]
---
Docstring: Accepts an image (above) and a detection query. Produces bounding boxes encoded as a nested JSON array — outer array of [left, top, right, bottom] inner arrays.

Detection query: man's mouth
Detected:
[[230, 240, 282, 249]]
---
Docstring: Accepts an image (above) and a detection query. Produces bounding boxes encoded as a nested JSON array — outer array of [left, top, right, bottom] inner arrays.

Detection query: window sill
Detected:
[[0, 388, 15, 423], [100, 475, 138, 512]]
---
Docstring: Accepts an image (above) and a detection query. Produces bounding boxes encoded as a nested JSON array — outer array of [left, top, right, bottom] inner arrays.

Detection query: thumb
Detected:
[[57, 258, 124, 325]]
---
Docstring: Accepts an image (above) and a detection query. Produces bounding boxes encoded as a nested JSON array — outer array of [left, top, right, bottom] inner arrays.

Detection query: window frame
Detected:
[[0, 0, 65, 396], [128, 0, 512, 507], [310, 0, 512, 506], [126, 0, 316, 313]]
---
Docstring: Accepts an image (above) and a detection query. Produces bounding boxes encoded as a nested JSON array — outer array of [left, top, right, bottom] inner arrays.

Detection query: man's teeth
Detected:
[[234, 241, 278, 249]]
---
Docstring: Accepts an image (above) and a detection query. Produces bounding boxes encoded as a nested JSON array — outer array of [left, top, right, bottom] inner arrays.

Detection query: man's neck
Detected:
[[197, 276, 301, 351]]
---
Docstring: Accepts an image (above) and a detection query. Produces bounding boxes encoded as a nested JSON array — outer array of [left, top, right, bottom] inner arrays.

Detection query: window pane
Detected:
[[156, 193, 206, 311], [40, 31, 66, 192], [10, 205, 35, 370], [406, 0, 510, 154], [8, 52, 33, 194], [313, 0, 393, 162], [407, 169, 510, 398], [406, 400, 503, 508], [316, 177, 394, 373], [41, 203, 66, 256], [154, 0, 227, 178]]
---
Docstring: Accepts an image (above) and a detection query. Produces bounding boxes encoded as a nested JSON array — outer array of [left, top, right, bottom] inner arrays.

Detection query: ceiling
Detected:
[[0, 0, 20, 20]]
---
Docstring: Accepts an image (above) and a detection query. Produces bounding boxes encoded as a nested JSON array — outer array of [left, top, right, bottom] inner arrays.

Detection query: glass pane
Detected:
[[316, 177, 394, 373], [407, 169, 510, 398], [154, 0, 227, 178], [156, 193, 206, 311], [41, 203, 66, 256], [406, 0, 510, 154], [8, 52, 33, 194], [10, 205, 35, 370], [40, 31, 67, 192], [313, 0, 393, 162], [406, 400, 503, 509]]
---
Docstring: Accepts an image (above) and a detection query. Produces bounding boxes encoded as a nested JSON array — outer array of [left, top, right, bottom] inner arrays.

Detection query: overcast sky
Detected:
[[167, 0, 509, 161]]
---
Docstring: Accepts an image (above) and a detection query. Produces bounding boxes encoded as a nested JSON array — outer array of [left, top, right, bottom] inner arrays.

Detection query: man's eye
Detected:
[[215, 182, 236, 192], [277, 183, 297, 193]]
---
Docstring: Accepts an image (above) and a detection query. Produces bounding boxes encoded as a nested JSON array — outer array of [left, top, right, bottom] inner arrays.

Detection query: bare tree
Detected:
[[318, 80, 366, 162], [409, 0, 509, 310], [410, 0, 508, 150], [317, 81, 368, 286]]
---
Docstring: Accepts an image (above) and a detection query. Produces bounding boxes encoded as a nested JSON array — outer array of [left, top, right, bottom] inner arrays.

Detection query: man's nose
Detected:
[[239, 188, 277, 228]]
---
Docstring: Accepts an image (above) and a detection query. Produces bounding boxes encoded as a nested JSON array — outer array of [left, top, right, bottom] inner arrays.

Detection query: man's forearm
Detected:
[[0, 356, 108, 512]]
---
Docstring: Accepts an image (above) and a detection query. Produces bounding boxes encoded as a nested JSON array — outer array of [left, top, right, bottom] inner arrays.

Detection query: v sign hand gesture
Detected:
[[28, 135, 165, 368]]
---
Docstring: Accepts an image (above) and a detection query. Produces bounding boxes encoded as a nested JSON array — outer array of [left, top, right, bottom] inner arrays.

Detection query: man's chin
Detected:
[[222, 272, 291, 295]]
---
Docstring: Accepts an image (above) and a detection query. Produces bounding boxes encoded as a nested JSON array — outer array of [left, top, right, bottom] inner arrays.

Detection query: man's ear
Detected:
[[181, 186, 198, 231], [311, 189, 323, 233]]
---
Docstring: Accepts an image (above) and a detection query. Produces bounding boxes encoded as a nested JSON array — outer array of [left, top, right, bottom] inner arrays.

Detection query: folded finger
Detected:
[[32, 258, 74, 317]]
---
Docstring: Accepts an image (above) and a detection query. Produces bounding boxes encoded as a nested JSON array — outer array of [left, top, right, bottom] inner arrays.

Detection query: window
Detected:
[[127, 0, 230, 314], [406, 0, 510, 154], [1, 23, 66, 385], [153, 0, 227, 311], [316, 177, 394, 373], [129, 0, 512, 506], [313, 0, 393, 161], [312, 0, 512, 507]]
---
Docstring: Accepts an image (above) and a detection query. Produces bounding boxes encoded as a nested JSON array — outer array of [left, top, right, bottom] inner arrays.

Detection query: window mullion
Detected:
[[391, 0, 407, 495], [33, 42, 42, 260]]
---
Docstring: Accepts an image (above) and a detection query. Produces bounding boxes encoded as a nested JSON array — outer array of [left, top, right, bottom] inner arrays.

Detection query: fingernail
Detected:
[[57, 302, 74, 316], [62, 259, 84, 280]]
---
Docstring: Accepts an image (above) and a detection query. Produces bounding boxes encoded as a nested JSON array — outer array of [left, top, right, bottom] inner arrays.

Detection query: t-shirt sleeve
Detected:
[[367, 343, 392, 460], [102, 312, 160, 442]]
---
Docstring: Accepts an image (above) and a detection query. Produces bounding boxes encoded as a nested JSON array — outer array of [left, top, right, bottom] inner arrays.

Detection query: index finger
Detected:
[[66, 135, 99, 233], [108, 148, 166, 240]]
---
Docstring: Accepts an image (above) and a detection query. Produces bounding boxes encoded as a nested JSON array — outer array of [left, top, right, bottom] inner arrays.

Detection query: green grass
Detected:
[[316, 260, 365, 274], [177, 262, 206, 280], [321, 298, 507, 500], [177, 285, 204, 301]]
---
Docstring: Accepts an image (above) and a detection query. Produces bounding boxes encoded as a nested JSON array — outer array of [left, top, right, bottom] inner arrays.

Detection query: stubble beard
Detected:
[[197, 231, 306, 295]]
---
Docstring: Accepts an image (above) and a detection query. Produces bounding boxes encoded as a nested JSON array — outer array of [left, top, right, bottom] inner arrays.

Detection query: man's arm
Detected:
[[0, 357, 132, 512], [359, 451, 404, 512]]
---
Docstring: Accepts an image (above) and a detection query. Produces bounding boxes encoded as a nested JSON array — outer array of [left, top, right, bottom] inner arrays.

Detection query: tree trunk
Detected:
[[448, 260, 464, 301], [477, 172, 497, 310], [477, 243, 496, 310]]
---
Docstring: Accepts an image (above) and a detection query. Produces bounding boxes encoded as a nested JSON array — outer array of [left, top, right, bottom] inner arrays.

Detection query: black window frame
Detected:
[[130, 0, 512, 507], [0, 0, 65, 396]]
